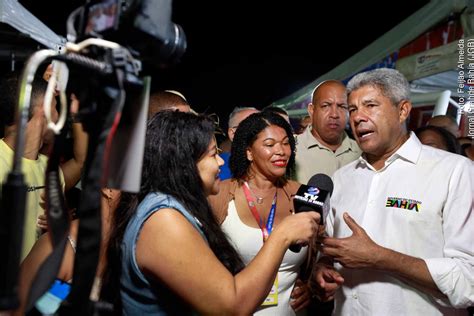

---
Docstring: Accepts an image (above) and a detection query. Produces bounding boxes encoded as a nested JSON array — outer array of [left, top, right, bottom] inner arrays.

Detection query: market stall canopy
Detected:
[[272, 0, 474, 118]]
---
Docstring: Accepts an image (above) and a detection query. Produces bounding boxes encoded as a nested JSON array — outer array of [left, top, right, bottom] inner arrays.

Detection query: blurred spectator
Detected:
[[219, 106, 259, 180], [427, 114, 460, 137], [295, 115, 311, 135], [262, 106, 291, 124], [0, 72, 63, 260], [148, 89, 190, 117], [15, 188, 120, 315], [458, 136, 474, 160], [414, 125, 462, 154]]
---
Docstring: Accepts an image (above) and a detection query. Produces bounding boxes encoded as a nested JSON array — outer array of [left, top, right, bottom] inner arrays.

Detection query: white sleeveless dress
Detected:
[[221, 200, 308, 316]]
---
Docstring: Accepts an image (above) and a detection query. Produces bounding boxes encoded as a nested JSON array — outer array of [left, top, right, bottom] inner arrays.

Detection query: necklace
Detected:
[[244, 181, 276, 204], [242, 182, 278, 241]]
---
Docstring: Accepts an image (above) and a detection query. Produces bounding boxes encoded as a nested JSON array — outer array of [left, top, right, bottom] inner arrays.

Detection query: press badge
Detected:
[[262, 275, 278, 306]]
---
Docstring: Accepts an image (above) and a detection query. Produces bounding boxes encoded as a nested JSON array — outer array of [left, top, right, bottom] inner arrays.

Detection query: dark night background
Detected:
[[14, 0, 429, 128]]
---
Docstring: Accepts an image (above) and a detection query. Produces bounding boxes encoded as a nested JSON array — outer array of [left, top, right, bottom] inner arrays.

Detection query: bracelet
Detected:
[[70, 113, 81, 123]]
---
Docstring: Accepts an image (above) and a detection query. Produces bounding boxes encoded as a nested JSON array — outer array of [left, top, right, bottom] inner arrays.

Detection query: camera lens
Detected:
[[159, 23, 187, 64]]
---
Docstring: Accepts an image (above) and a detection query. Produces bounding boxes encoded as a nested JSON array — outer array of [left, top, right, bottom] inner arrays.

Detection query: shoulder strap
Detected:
[[25, 124, 71, 313]]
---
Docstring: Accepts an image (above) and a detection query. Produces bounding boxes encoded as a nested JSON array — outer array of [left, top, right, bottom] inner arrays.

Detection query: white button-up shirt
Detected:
[[327, 132, 474, 316]]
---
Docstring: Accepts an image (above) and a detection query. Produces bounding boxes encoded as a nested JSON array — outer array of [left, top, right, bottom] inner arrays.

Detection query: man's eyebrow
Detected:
[[361, 98, 378, 105]]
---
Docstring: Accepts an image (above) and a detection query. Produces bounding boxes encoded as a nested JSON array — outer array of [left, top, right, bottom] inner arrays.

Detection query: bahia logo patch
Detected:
[[385, 197, 421, 212]]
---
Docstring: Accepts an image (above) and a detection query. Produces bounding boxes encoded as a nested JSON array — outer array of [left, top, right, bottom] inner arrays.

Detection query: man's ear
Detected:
[[399, 100, 412, 124], [307, 103, 314, 118], [228, 128, 235, 142]]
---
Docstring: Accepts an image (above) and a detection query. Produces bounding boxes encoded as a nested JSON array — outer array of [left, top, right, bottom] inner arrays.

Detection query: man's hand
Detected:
[[312, 262, 344, 302], [320, 213, 446, 300], [37, 192, 48, 231], [320, 212, 381, 269], [290, 278, 311, 312]]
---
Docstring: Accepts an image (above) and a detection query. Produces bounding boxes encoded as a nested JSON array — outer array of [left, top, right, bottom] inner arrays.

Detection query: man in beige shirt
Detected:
[[295, 80, 361, 183]]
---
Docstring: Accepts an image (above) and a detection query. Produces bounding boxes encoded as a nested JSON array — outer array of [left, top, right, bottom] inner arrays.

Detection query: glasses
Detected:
[[207, 113, 226, 137]]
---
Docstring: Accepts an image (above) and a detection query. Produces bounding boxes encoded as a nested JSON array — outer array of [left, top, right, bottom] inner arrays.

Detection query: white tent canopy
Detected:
[[0, 0, 65, 52], [272, 0, 474, 119]]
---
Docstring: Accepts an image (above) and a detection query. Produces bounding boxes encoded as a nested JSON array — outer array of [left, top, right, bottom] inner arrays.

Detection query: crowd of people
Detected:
[[0, 66, 472, 315]]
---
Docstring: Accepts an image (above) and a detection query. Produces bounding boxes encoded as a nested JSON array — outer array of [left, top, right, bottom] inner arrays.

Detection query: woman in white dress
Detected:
[[210, 111, 316, 315]]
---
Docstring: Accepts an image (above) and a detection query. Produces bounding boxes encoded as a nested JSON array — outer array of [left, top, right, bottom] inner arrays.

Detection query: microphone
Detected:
[[289, 173, 333, 253]]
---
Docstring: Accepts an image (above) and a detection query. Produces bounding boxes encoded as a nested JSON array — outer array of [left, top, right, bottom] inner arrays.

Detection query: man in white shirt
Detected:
[[313, 68, 474, 315]]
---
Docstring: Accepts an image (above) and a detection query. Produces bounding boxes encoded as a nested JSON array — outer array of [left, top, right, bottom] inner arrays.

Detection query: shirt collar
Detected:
[[301, 125, 355, 153], [339, 132, 359, 153], [297, 126, 319, 148], [389, 131, 422, 164], [356, 132, 421, 171]]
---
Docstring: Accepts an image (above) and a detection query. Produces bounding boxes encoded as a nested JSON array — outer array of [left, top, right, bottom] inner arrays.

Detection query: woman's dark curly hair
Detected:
[[102, 111, 244, 311], [230, 111, 296, 180]]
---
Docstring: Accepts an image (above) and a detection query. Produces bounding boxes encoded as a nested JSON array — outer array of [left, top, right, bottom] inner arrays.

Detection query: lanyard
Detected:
[[242, 181, 277, 242]]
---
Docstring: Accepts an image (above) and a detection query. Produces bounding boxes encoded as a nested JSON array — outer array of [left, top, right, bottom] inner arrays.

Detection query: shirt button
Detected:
[[352, 294, 358, 299]]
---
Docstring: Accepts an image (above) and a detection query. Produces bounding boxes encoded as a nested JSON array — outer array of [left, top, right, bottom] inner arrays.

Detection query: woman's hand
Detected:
[[36, 213, 48, 231], [274, 211, 321, 248]]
